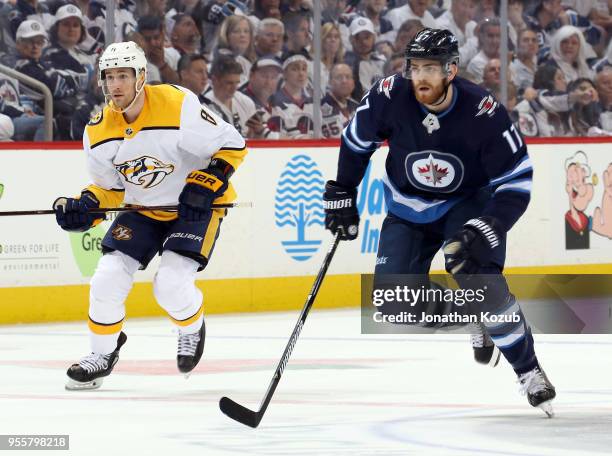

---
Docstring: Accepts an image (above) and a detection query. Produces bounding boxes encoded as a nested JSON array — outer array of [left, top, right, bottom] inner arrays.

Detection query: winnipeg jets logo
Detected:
[[418, 155, 449, 185], [377, 75, 395, 99], [518, 112, 538, 137], [405, 151, 464, 193], [115, 156, 175, 188], [476, 95, 498, 117]]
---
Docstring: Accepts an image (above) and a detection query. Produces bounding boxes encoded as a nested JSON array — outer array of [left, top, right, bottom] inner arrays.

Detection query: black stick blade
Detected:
[[219, 396, 261, 428]]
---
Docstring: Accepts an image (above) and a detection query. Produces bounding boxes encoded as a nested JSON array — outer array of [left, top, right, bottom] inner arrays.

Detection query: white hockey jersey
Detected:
[[82, 84, 247, 221]]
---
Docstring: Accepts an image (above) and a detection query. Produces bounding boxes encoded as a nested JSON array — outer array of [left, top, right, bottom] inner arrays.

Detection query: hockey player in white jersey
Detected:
[[52, 41, 247, 390]]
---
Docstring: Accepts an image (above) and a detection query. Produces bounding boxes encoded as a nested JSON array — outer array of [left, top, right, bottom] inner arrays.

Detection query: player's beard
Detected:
[[111, 91, 136, 110], [414, 80, 447, 105]]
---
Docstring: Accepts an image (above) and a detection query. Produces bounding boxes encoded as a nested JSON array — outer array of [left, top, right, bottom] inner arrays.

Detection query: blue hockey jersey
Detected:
[[337, 75, 532, 231]]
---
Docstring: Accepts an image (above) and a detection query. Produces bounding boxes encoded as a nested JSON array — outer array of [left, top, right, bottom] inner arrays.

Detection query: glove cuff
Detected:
[[324, 181, 357, 210], [80, 191, 101, 208], [464, 217, 502, 249], [208, 157, 234, 179], [186, 169, 226, 192], [326, 180, 356, 191]]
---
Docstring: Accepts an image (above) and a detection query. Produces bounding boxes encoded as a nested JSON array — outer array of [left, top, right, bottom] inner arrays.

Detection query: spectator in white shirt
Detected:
[[595, 67, 612, 131], [344, 17, 386, 98], [384, 0, 438, 41], [216, 15, 257, 85], [241, 56, 282, 139], [0, 114, 14, 141], [270, 54, 314, 138], [391, 19, 424, 55], [178, 53, 209, 102], [254, 18, 284, 58], [435, 0, 478, 69], [511, 28, 539, 91], [543, 25, 594, 83], [466, 18, 501, 84], [166, 13, 202, 68], [202, 55, 257, 138], [136, 15, 180, 84]]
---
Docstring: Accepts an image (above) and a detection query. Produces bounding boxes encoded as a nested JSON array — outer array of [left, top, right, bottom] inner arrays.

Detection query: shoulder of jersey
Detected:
[[370, 73, 407, 103], [14, 57, 31, 69], [85, 103, 119, 143], [141, 84, 187, 126], [147, 83, 188, 107], [86, 84, 187, 130], [83, 103, 123, 148], [87, 108, 105, 127], [455, 77, 504, 121], [42, 46, 61, 58]]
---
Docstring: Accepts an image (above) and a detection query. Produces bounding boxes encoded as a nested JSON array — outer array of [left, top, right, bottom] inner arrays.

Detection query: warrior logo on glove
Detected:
[[322, 181, 360, 241]]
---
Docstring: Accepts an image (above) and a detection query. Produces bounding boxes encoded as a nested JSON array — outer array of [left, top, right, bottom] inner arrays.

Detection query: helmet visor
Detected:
[[404, 60, 455, 80]]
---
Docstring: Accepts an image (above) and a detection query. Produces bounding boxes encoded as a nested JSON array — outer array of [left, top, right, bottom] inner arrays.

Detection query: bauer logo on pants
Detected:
[[274, 154, 325, 261]]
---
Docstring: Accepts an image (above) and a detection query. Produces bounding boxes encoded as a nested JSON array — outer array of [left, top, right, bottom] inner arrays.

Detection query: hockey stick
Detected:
[[219, 232, 341, 428], [0, 202, 252, 217]]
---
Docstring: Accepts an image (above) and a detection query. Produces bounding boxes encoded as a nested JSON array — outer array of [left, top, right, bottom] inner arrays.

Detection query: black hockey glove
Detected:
[[323, 180, 359, 241], [53, 192, 103, 232], [178, 160, 231, 222], [443, 216, 504, 275]]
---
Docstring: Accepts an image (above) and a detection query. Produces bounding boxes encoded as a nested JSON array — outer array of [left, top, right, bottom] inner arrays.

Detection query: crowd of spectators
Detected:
[[0, 0, 611, 141]]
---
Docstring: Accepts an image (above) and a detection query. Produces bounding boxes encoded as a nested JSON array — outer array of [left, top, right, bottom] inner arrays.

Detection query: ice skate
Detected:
[[518, 365, 556, 418], [470, 323, 500, 367], [177, 318, 206, 376], [65, 331, 127, 391]]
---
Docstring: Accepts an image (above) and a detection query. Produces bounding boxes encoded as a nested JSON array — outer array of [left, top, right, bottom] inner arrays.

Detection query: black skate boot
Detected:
[[518, 364, 556, 417], [470, 323, 500, 367], [177, 318, 206, 375], [65, 331, 127, 391]]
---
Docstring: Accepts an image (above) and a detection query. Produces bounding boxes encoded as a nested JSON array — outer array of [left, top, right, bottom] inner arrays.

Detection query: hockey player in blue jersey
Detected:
[[323, 28, 556, 416]]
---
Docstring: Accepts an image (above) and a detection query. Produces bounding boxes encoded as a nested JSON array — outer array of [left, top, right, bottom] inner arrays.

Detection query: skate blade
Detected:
[[538, 400, 554, 418], [489, 347, 501, 367], [65, 377, 104, 391]]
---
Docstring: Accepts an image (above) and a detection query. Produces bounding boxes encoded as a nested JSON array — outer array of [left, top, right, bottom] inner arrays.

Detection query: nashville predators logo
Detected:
[[88, 111, 103, 126], [115, 156, 175, 188], [112, 225, 132, 241]]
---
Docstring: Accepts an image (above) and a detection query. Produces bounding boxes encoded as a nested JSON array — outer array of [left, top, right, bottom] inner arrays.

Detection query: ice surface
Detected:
[[0, 309, 610, 455]]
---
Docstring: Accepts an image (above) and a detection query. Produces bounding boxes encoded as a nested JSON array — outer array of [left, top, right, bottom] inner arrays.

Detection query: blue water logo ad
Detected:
[[274, 155, 325, 261]]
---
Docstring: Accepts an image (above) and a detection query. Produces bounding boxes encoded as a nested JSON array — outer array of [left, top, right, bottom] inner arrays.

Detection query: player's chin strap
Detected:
[[428, 61, 456, 107], [428, 79, 452, 107], [103, 72, 146, 115]]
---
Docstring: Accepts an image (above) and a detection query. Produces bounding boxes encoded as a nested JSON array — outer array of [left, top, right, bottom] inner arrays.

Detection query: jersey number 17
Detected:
[[502, 125, 524, 154]]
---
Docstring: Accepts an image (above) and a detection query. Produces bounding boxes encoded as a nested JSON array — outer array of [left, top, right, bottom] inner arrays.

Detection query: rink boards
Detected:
[[0, 138, 611, 323]]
